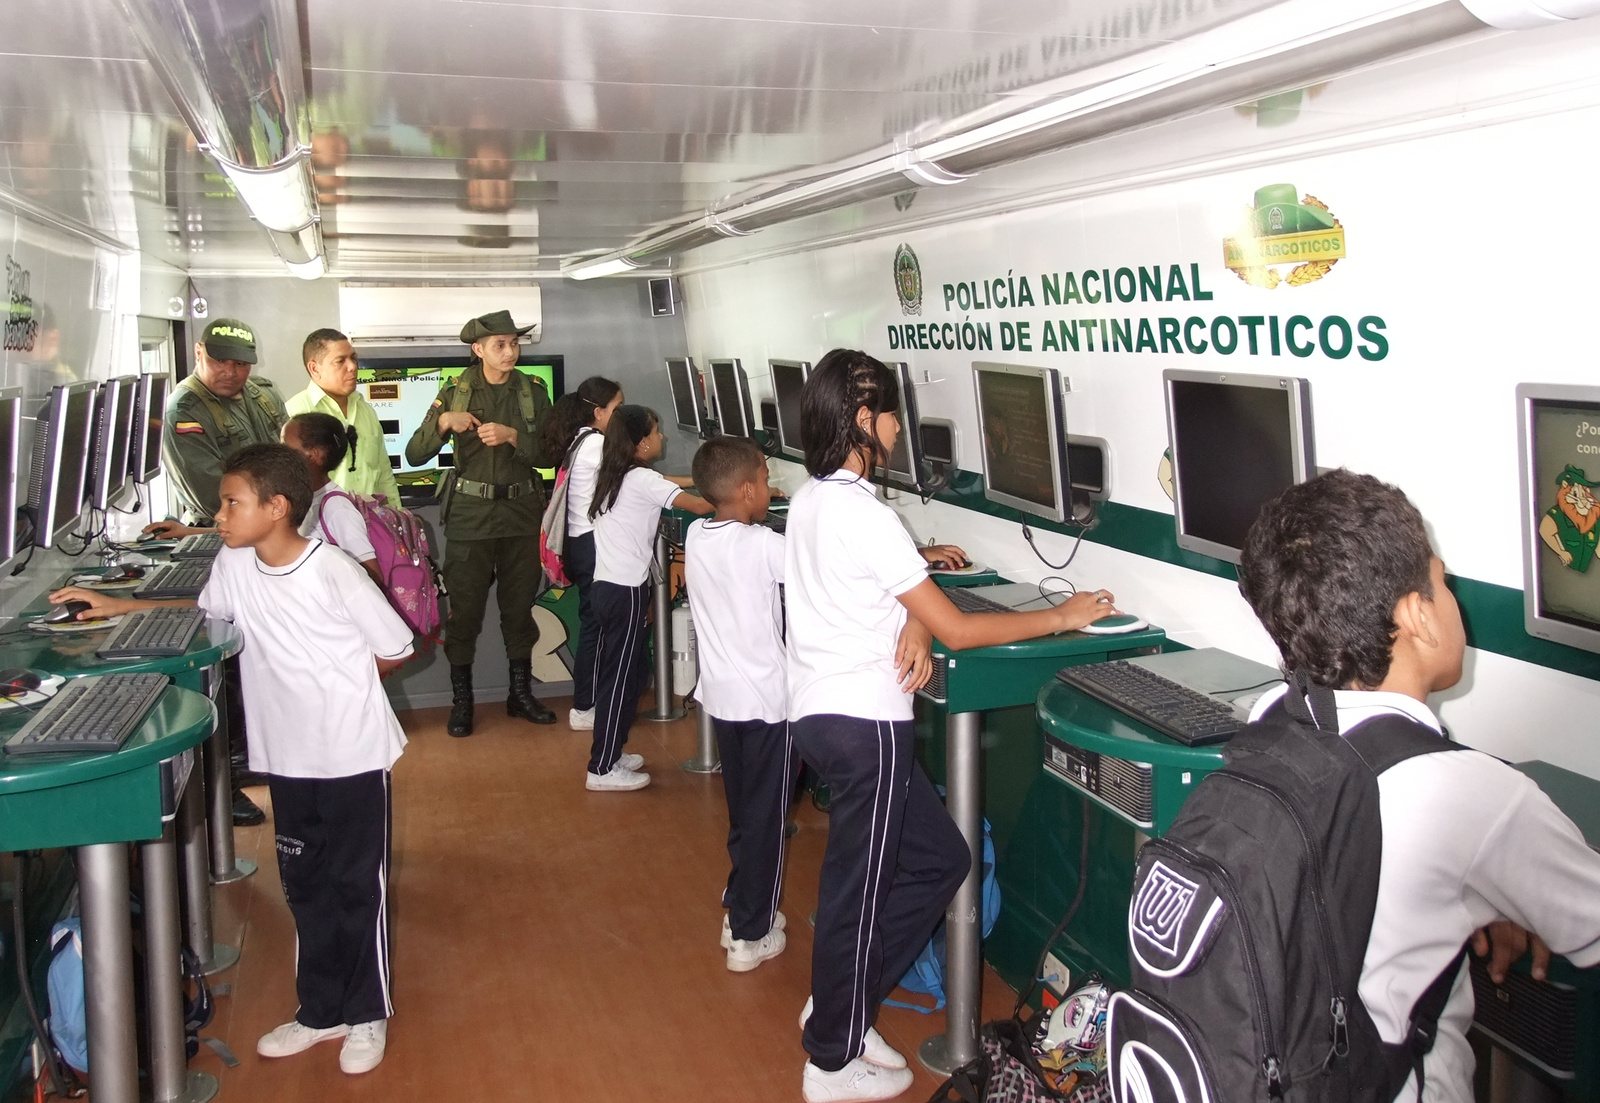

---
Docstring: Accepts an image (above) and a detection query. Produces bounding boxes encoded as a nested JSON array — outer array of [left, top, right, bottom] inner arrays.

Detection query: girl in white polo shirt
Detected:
[[786, 350, 1119, 1103], [586, 405, 711, 791], [544, 376, 624, 731]]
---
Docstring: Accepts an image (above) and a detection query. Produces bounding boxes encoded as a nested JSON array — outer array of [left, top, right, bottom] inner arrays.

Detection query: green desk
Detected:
[[0, 685, 217, 1103], [914, 607, 1165, 1074]]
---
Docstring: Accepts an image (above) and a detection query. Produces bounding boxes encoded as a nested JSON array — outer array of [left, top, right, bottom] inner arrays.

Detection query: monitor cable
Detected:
[[1020, 509, 1095, 573], [1013, 797, 1093, 1020]]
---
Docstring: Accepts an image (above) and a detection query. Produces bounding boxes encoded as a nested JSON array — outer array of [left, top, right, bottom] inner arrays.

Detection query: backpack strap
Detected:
[[1343, 711, 1459, 774], [448, 369, 539, 425], [317, 488, 361, 548], [1401, 945, 1469, 1099], [1279, 669, 1340, 733]]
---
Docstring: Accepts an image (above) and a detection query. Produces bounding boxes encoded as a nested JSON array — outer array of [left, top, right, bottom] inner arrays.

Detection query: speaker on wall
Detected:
[[648, 277, 675, 317]]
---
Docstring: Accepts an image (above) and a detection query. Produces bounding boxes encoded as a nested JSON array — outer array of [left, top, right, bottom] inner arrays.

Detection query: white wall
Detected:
[[679, 27, 1600, 777]]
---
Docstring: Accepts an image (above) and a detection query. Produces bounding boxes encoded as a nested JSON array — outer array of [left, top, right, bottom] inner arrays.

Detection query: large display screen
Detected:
[[976, 368, 1058, 511], [1168, 379, 1299, 557], [1526, 396, 1600, 637]]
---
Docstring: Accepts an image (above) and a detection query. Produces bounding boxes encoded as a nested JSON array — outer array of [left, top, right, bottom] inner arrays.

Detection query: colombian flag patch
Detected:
[[174, 422, 204, 435]]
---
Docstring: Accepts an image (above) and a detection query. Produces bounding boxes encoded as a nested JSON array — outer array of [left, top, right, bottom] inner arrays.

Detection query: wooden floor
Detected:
[[199, 696, 1018, 1102]]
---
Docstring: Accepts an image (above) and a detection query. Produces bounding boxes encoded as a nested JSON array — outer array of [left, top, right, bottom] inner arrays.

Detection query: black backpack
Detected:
[[1105, 675, 1468, 1103]]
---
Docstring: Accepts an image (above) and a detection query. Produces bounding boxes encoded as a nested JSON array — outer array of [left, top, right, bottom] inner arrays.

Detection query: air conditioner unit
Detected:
[[338, 284, 542, 345]]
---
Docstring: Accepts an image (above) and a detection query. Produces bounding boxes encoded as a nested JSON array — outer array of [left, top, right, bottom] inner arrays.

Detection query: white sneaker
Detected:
[[617, 752, 644, 771], [569, 707, 595, 730], [722, 909, 786, 950], [586, 764, 651, 791], [257, 1020, 348, 1058], [339, 1019, 386, 1075], [727, 926, 786, 972], [802, 1058, 913, 1102], [800, 997, 907, 1070]]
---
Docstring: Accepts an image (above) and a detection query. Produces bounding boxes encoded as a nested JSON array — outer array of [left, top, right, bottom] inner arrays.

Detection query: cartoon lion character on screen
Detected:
[[1540, 463, 1600, 572]]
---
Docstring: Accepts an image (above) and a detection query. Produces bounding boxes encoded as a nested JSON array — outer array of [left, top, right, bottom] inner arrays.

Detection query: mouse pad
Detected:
[[0, 674, 66, 711], [928, 562, 989, 576], [30, 616, 124, 634], [1078, 614, 1149, 635], [71, 576, 140, 590]]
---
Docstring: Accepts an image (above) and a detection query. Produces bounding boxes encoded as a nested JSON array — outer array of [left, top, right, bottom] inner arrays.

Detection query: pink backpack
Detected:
[[320, 489, 441, 639], [539, 427, 595, 590]]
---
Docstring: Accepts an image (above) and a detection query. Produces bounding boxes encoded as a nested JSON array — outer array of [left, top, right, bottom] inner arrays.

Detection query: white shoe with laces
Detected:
[[569, 707, 595, 730], [586, 763, 651, 791], [726, 926, 786, 972], [339, 1019, 387, 1074], [722, 909, 786, 950], [799, 997, 907, 1070], [256, 1020, 348, 1058], [802, 1057, 913, 1102], [617, 752, 644, 771]]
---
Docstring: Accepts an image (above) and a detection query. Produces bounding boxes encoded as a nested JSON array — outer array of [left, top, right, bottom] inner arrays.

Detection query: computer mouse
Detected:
[[42, 600, 95, 625], [101, 564, 145, 582], [0, 669, 40, 694], [1078, 613, 1150, 635]]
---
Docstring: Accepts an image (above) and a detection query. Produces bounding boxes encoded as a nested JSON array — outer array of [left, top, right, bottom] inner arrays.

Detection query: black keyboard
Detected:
[[944, 587, 1014, 614], [5, 673, 169, 756], [1056, 660, 1244, 746], [170, 532, 224, 559], [764, 515, 787, 534], [133, 561, 211, 600], [96, 607, 205, 659]]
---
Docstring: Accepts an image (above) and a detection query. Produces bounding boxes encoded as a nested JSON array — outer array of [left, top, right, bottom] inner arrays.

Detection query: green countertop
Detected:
[[0, 617, 241, 684], [1035, 678, 1229, 771]]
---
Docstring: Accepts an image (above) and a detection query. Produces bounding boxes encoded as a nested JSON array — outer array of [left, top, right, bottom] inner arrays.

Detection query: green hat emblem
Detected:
[[1556, 464, 1599, 488], [1251, 183, 1337, 237]]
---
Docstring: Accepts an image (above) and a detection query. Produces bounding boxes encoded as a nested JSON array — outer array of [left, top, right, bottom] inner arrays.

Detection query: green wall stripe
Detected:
[[927, 469, 1600, 683]]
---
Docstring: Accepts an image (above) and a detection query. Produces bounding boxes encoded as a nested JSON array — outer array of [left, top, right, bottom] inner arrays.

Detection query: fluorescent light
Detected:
[[284, 254, 325, 280], [220, 159, 317, 233], [563, 256, 641, 280]]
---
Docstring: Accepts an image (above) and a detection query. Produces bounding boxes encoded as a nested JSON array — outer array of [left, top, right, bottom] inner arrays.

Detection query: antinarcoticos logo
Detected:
[[1223, 184, 1346, 290]]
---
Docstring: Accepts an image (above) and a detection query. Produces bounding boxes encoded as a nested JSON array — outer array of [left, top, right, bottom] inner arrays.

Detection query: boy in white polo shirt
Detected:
[[684, 437, 796, 972]]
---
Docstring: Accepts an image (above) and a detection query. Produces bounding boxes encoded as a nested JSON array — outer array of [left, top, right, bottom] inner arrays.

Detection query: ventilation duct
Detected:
[[118, 0, 324, 279]]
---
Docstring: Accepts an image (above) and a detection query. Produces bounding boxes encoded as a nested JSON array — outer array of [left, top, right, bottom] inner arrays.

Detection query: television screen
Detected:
[[1519, 385, 1600, 652]]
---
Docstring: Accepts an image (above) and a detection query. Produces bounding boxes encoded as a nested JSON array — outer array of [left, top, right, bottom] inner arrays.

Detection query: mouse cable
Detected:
[[1020, 511, 1092, 572]]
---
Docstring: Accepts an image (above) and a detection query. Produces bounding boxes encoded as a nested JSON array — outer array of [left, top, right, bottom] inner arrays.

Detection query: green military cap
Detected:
[[201, 317, 258, 364], [1250, 183, 1337, 237], [1557, 464, 1599, 488], [460, 310, 534, 344]]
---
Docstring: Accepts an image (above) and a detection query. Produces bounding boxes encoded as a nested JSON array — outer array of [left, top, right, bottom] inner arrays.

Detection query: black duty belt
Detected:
[[455, 477, 537, 501]]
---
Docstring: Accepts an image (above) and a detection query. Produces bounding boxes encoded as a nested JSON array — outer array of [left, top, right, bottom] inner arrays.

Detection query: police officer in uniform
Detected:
[[405, 310, 558, 735], [158, 317, 287, 826], [162, 317, 288, 525]]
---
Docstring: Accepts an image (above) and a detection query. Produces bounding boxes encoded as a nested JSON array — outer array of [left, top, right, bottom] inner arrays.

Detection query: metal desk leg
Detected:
[[681, 612, 719, 773], [141, 823, 220, 1103], [203, 669, 255, 883], [647, 530, 684, 722], [178, 760, 238, 975], [77, 843, 139, 1103], [920, 709, 983, 1076]]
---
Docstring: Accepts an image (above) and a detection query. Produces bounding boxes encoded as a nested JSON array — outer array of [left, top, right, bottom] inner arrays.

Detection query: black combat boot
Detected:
[[448, 664, 475, 737], [506, 659, 557, 724]]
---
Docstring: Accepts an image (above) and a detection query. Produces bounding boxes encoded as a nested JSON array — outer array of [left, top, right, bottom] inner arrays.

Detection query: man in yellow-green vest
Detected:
[[285, 328, 403, 504]]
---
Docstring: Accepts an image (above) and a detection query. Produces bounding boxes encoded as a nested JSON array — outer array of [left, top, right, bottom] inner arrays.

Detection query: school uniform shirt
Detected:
[[198, 541, 414, 779], [785, 473, 929, 722], [565, 429, 603, 538], [684, 519, 786, 723], [299, 484, 377, 563], [593, 466, 681, 587], [1248, 685, 1600, 1103]]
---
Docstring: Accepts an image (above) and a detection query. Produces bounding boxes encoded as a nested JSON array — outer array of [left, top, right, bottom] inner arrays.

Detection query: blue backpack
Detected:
[[47, 919, 87, 1072], [888, 816, 1002, 1012]]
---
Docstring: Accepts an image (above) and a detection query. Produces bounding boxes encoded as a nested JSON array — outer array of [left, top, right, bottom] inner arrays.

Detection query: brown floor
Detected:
[[200, 696, 1019, 1102]]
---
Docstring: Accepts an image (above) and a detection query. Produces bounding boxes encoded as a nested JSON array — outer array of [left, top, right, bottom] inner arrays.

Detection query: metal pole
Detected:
[[178, 757, 238, 975], [78, 843, 139, 1103], [920, 709, 983, 1076], [681, 600, 719, 772], [142, 824, 220, 1103], [647, 529, 684, 722], [204, 665, 255, 883]]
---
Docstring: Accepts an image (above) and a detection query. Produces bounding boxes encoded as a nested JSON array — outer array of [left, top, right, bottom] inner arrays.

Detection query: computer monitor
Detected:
[[132, 373, 169, 483], [769, 359, 809, 461], [666, 357, 708, 434], [879, 362, 926, 491], [1517, 382, 1600, 654], [1164, 369, 1315, 564], [709, 359, 755, 440], [90, 375, 140, 510], [0, 389, 21, 562], [27, 381, 96, 548], [972, 361, 1074, 523]]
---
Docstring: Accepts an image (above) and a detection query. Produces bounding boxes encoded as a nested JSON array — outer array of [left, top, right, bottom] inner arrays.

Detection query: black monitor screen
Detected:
[[136, 375, 169, 482], [0, 391, 18, 560], [107, 376, 138, 490], [710, 360, 750, 438], [666, 358, 702, 431], [976, 369, 1058, 511], [55, 386, 94, 536], [771, 361, 807, 456], [1527, 397, 1600, 634], [1170, 380, 1298, 554]]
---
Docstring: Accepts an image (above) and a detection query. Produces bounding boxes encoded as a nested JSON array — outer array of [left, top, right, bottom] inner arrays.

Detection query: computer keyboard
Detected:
[[96, 607, 205, 660], [132, 561, 212, 600], [764, 514, 787, 534], [1055, 660, 1243, 746], [170, 532, 224, 559], [5, 673, 169, 756], [944, 587, 1014, 614]]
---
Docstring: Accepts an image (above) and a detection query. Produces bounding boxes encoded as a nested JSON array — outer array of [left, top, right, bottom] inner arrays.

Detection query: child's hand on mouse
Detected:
[[921, 544, 969, 569], [143, 520, 198, 539], [1052, 589, 1120, 633], [48, 587, 136, 621]]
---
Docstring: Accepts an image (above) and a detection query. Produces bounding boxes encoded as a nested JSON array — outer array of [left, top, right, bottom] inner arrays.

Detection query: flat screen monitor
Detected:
[[0, 389, 20, 562], [27, 381, 96, 548], [879, 362, 926, 491], [1164, 369, 1315, 564], [90, 375, 140, 510], [133, 373, 169, 483], [355, 351, 563, 487], [709, 359, 755, 440], [972, 361, 1073, 523], [666, 357, 707, 434], [769, 359, 809, 461], [1517, 382, 1600, 654]]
